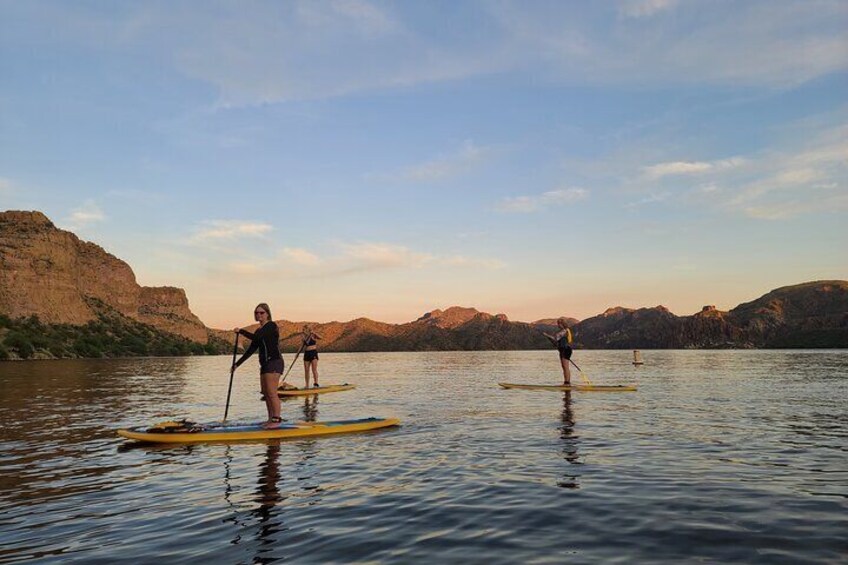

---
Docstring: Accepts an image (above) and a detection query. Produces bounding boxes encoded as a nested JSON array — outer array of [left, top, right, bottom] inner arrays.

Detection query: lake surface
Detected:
[[1, 350, 846, 563]]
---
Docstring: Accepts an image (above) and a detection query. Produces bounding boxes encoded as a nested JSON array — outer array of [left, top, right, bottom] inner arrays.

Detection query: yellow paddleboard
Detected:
[[117, 417, 399, 443], [498, 382, 637, 392], [277, 383, 356, 396]]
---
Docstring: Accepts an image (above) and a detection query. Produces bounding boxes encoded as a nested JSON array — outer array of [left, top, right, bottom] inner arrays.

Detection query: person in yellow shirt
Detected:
[[543, 318, 573, 385]]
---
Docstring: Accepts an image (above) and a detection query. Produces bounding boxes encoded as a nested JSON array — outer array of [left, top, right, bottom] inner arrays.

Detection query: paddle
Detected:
[[568, 359, 594, 386], [280, 341, 305, 384], [223, 333, 239, 422]]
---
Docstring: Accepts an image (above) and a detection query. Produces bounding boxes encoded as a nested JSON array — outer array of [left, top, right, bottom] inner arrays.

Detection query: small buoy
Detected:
[[632, 350, 644, 365]]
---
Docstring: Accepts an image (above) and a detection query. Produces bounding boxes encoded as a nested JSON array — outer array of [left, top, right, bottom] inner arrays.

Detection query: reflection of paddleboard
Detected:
[[277, 383, 356, 396], [117, 417, 398, 443], [498, 383, 637, 392]]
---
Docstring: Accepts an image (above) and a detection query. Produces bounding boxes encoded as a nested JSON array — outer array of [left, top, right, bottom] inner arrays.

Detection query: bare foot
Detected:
[[262, 417, 283, 429]]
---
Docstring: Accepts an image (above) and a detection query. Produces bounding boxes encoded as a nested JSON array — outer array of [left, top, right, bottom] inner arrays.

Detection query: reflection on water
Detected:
[[301, 395, 319, 423], [1, 350, 847, 563], [558, 391, 581, 489], [252, 442, 285, 564]]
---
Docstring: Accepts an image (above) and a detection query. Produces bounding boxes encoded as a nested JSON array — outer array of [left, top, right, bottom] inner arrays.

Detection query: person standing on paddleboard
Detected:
[[302, 324, 323, 388], [233, 303, 284, 428], [543, 318, 573, 385]]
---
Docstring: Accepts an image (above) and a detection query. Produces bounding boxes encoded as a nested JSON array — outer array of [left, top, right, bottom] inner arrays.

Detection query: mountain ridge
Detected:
[[1, 210, 846, 357]]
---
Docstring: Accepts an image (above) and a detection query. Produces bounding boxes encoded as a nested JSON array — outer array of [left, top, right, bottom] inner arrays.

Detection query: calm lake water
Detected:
[[1, 350, 846, 563]]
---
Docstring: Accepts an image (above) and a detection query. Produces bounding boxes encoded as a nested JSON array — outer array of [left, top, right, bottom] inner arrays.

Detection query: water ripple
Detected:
[[1, 351, 847, 563]]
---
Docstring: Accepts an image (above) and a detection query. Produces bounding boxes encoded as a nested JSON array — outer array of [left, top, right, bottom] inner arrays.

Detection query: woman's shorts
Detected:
[[304, 350, 319, 362], [558, 346, 573, 360], [260, 358, 284, 375]]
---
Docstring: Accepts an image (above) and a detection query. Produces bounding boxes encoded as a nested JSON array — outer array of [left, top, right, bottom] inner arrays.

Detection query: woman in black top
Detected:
[[301, 324, 323, 388], [233, 303, 284, 427]]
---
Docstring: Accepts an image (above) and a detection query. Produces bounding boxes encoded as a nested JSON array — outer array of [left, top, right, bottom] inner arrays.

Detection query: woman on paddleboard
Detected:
[[543, 318, 573, 385], [301, 324, 323, 388], [233, 303, 284, 428]]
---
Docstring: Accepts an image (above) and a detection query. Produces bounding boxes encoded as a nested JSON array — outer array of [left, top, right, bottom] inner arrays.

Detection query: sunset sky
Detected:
[[2, 1, 846, 328]]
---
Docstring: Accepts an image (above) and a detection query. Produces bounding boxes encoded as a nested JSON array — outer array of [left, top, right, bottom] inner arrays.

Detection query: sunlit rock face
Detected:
[[0, 210, 208, 343]]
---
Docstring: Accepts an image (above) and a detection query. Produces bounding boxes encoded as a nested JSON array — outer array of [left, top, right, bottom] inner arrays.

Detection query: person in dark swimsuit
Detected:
[[233, 303, 284, 427], [301, 324, 323, 388], [543, 317, 573, 385]]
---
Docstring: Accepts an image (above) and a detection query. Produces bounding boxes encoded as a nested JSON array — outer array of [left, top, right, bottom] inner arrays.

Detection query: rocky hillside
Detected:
[[726, 281, 848, 347], [2, 211, 844, 356], [0, 211, 210, 344], [224, 306, 552, 353], [227, 283, 847, 352], [574, 281, 848, 348]]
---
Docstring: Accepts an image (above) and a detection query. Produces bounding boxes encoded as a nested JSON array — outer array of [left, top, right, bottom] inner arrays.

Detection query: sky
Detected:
[[1, 0, 846, 328]]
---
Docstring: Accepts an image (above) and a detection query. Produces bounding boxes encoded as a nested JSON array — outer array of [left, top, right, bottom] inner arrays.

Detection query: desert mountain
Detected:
[[0, 211, 210, 343], [229, 307, 551, 352], [1, 210, 845, 357], [575, 281, 848, 348]]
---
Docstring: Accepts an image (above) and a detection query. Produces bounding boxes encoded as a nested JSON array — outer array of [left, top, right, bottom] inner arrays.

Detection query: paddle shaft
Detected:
[[568, 358, 593, 386], [223, 333, 239, 422], [281, 342, 305, 383]]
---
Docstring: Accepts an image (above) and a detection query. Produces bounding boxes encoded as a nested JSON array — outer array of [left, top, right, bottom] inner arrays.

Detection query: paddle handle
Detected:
[[223, 333, 239, 422]]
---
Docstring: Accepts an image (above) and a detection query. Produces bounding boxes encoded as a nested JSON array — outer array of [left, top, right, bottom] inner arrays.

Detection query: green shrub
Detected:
[[4, 331, 34, 359], [121, 335, 149, 355]]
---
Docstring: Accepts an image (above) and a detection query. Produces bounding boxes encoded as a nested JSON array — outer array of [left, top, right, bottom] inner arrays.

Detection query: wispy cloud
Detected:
[[643, 158, 745, 179], [497, 188, 588, 213], [65, 200, 105, 230], [339, 241, 434, 269], [625, 192, 670, 209], [619, 0, 679, 19], [629, 121, 848, 219], [491, 1, 848, 88], [724, 126, 848, 218], [281, 247, 321, 266], [226, 262, 264, 275], [743, 193, 848, 220], [373, 140, 494, 183], [16, 1, 846, 105], [334, 242, 506, 274], [190, 220, 274, 243], [298, 0, 399, 36], [106, 189, 165, 204], [209, 239, 505, 278], [443, 255, 506, 269]]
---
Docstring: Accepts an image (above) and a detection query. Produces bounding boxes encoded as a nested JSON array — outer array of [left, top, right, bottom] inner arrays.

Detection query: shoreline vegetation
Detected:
[[0, 310, 230, 361]]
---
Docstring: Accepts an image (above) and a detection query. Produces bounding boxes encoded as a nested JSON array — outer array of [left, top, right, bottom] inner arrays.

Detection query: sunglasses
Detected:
[[254, 310, 267, 315]]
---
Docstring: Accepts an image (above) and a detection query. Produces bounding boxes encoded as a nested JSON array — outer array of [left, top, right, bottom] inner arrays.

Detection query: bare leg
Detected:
[[259, 376, 271, 418], [311, 359, 319, 386], [261, 372, 281, 425], [560, 357, 571, 385], [304, 360, 310, 388]]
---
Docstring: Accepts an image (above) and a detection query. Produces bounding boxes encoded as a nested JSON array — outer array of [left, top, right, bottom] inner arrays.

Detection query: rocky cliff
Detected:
[[0, 211, 209, 343], [224, 307, 551, 353], [228, 282, 847, 352], [574, 281, 848, 349], [726, 281, 848, 347]]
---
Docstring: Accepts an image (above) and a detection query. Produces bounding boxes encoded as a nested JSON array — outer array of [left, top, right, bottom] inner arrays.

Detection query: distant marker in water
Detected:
[[633, 350, 644, 365]]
